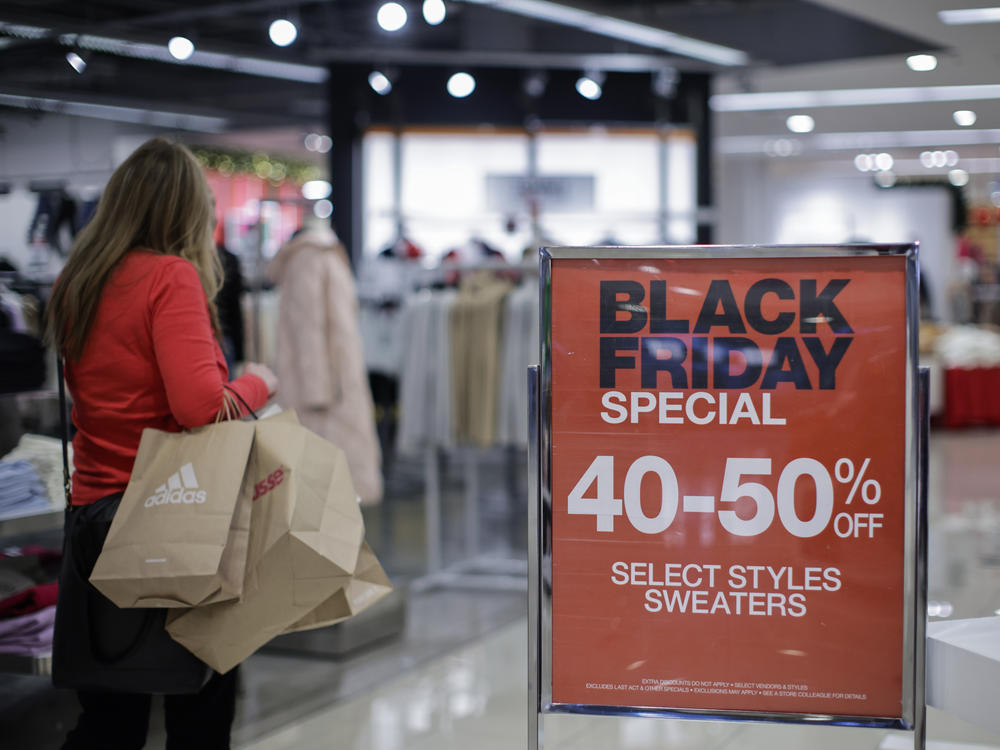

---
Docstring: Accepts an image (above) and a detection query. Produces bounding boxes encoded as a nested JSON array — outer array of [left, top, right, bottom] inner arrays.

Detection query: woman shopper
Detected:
[[46, 136, 278, 749]]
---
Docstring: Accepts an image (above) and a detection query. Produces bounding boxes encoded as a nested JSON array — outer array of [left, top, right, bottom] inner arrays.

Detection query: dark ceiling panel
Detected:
[[0, 0, 949, 128], [562, 0, 943, 65]]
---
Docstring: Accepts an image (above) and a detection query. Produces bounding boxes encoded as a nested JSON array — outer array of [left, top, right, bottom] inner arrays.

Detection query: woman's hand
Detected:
[[243, 362, 278, 397]]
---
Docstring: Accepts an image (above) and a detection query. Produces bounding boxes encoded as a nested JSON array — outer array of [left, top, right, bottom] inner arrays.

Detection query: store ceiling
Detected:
[[0, 1, 994, 171]]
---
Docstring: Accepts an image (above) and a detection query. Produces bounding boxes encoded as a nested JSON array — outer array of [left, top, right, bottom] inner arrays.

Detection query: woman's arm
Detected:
[[150, 258, 267, 427]]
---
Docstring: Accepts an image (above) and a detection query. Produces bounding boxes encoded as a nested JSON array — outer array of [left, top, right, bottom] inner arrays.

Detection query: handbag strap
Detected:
[[57, 356, 71, 508], [224, 384, 259, 420]]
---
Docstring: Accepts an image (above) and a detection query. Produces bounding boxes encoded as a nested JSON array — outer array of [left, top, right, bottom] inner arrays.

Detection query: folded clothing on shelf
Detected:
[[0, 605, 55, 656], [3, 433, 71, 509], [0, 459, 52, 515], [0, 582, 58, 619]]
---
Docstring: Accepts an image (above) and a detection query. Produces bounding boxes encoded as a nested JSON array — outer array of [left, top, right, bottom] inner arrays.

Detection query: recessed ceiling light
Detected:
[[786, 114, 815, 133], [302, 180, 333, 200], [954, 109, 977, 126], [423, 0, 447, 25], [949, 169, 970, 187], [447, 72, 476, 98], [906, 54, 938, 72], [167, 36, 194, 60], [377, 3, 408, 32], [269, 19, 298, 46], [939, 7, 1000, 24]]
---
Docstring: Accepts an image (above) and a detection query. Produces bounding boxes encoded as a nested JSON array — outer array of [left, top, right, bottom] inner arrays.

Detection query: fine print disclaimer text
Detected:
[[585, 678, 867, 701]]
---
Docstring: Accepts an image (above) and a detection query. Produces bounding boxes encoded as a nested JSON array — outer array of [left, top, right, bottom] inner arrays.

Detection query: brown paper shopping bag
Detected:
[[89, 416, 256, 608], [282, 541, 393, 634], [166, 410, 391, 674]]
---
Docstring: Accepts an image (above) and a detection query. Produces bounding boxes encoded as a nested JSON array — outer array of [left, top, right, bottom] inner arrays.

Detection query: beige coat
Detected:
[[268, 228, 383, 504]]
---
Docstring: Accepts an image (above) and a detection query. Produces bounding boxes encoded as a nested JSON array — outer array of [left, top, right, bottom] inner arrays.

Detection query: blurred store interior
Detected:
[[1, 1, 1000, 748]]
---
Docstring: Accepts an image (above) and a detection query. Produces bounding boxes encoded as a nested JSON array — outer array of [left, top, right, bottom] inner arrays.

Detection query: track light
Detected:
[[576, 73, 603, 101], [523, 71, 547, 98], [66, 51, 87, 73], [377, 3, 408, 31], [423, 0, 447, 25], [167, 36, 194, 60], [786, 114, 815, 134], [368, 70, 392, 95], [651, 67, 677, 99], [447, 72, 475, 98], [906, 54, 937, 72], [953, 109, 977, 127], [269, 19, 298, 46]]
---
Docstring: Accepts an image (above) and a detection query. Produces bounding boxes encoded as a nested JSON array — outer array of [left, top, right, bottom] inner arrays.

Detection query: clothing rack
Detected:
[[389, 258, 537, 592]]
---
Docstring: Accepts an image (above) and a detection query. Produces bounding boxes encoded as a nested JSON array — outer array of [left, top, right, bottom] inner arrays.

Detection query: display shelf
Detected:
[[0, 652, 51, 676], [0, 506, 63, 537]]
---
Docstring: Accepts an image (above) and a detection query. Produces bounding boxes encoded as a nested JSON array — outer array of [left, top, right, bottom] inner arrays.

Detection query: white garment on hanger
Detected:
[[495, 279, 539, 446]]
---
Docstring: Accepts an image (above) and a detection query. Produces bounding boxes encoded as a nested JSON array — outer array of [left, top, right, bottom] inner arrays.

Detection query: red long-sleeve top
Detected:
[[65, 250, 268, 506]]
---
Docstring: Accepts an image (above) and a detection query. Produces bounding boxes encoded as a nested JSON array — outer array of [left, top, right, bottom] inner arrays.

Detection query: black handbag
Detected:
[[50, 359, 211, 694]]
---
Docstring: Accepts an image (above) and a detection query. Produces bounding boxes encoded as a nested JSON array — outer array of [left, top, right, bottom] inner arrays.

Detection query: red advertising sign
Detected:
[[548, 252, 914, 720]]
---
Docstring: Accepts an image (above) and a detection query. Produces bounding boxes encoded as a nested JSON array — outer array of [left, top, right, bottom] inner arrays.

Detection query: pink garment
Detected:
[[0, 605, 56, 655], [269, 228, 383, 504]]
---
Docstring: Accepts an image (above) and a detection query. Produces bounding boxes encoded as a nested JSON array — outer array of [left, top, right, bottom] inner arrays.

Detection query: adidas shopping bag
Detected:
[[166, 410, 392, 674], [89, 412, 256, 609]]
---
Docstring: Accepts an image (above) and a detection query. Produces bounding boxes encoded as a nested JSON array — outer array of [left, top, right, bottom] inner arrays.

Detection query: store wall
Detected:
[[716, 156, 954, 322], [0, 112, 166, 274]]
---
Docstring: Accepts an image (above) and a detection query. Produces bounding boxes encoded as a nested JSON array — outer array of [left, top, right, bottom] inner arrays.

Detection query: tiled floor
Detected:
[[236, 429, 1000, 750], [4, 430, 1000, 748]]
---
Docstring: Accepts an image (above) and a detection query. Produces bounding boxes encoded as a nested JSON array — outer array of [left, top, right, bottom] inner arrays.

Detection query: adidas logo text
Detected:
[[144, 462, 207, 507]]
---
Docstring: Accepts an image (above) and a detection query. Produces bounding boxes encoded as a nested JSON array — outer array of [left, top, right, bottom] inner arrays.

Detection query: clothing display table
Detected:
[[942, 367, 1000, 427]]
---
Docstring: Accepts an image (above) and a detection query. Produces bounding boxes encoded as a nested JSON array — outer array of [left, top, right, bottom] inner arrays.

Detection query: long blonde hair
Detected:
[[47, 137, 222, 360]]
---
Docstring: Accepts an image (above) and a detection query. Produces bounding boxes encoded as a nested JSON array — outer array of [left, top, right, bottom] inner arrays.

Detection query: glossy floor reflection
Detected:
[[238, 429, 1000, 750]]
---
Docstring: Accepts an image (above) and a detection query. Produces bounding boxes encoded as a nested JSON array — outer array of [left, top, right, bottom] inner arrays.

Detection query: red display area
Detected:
[[549, 255, 909, 720], [203, 170, 303, 251], [942, 367, 1000, 427]]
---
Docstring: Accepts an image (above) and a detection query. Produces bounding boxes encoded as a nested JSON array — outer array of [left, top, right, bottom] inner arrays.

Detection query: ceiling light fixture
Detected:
[[576, 72, 603, 100], [949, 169, 970, 187], [939, 7, 1000, 24], [302, 180, 333, 200], [651, 67, 677, 99], [65, 51, 87, 73], [0, 91, 227, 132], [906, 54, 938, 72], [167, 35, 195, 61], [368, 70, 392, 95], [423, 0, 447, 25], [450, 0, 747, 66], [954, 109, 977, 126], [447, 71, 476, 98], [314, 199, 333, 219], [269, 19, 298, 46], [711, 83, 1000, 112], [523, 71, 547, 98], [377, 3, 408, 32], [786, 114, 814, 133], [875, 171, 897, 188]]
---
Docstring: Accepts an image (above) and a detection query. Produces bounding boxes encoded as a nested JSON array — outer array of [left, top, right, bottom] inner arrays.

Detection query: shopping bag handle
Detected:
[[223, 385, 259, 420]]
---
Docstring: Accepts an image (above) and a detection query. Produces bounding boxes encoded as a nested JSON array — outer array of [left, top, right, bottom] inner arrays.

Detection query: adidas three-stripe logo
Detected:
[[144, 462, 208, 507]]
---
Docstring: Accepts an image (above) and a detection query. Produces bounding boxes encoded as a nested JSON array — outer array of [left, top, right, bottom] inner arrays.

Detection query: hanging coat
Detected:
[[268, 227, 383, 504]]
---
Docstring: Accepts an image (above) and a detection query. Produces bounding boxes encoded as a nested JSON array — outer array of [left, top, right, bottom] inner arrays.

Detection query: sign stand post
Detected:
[[529, 244, 926, 750]]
